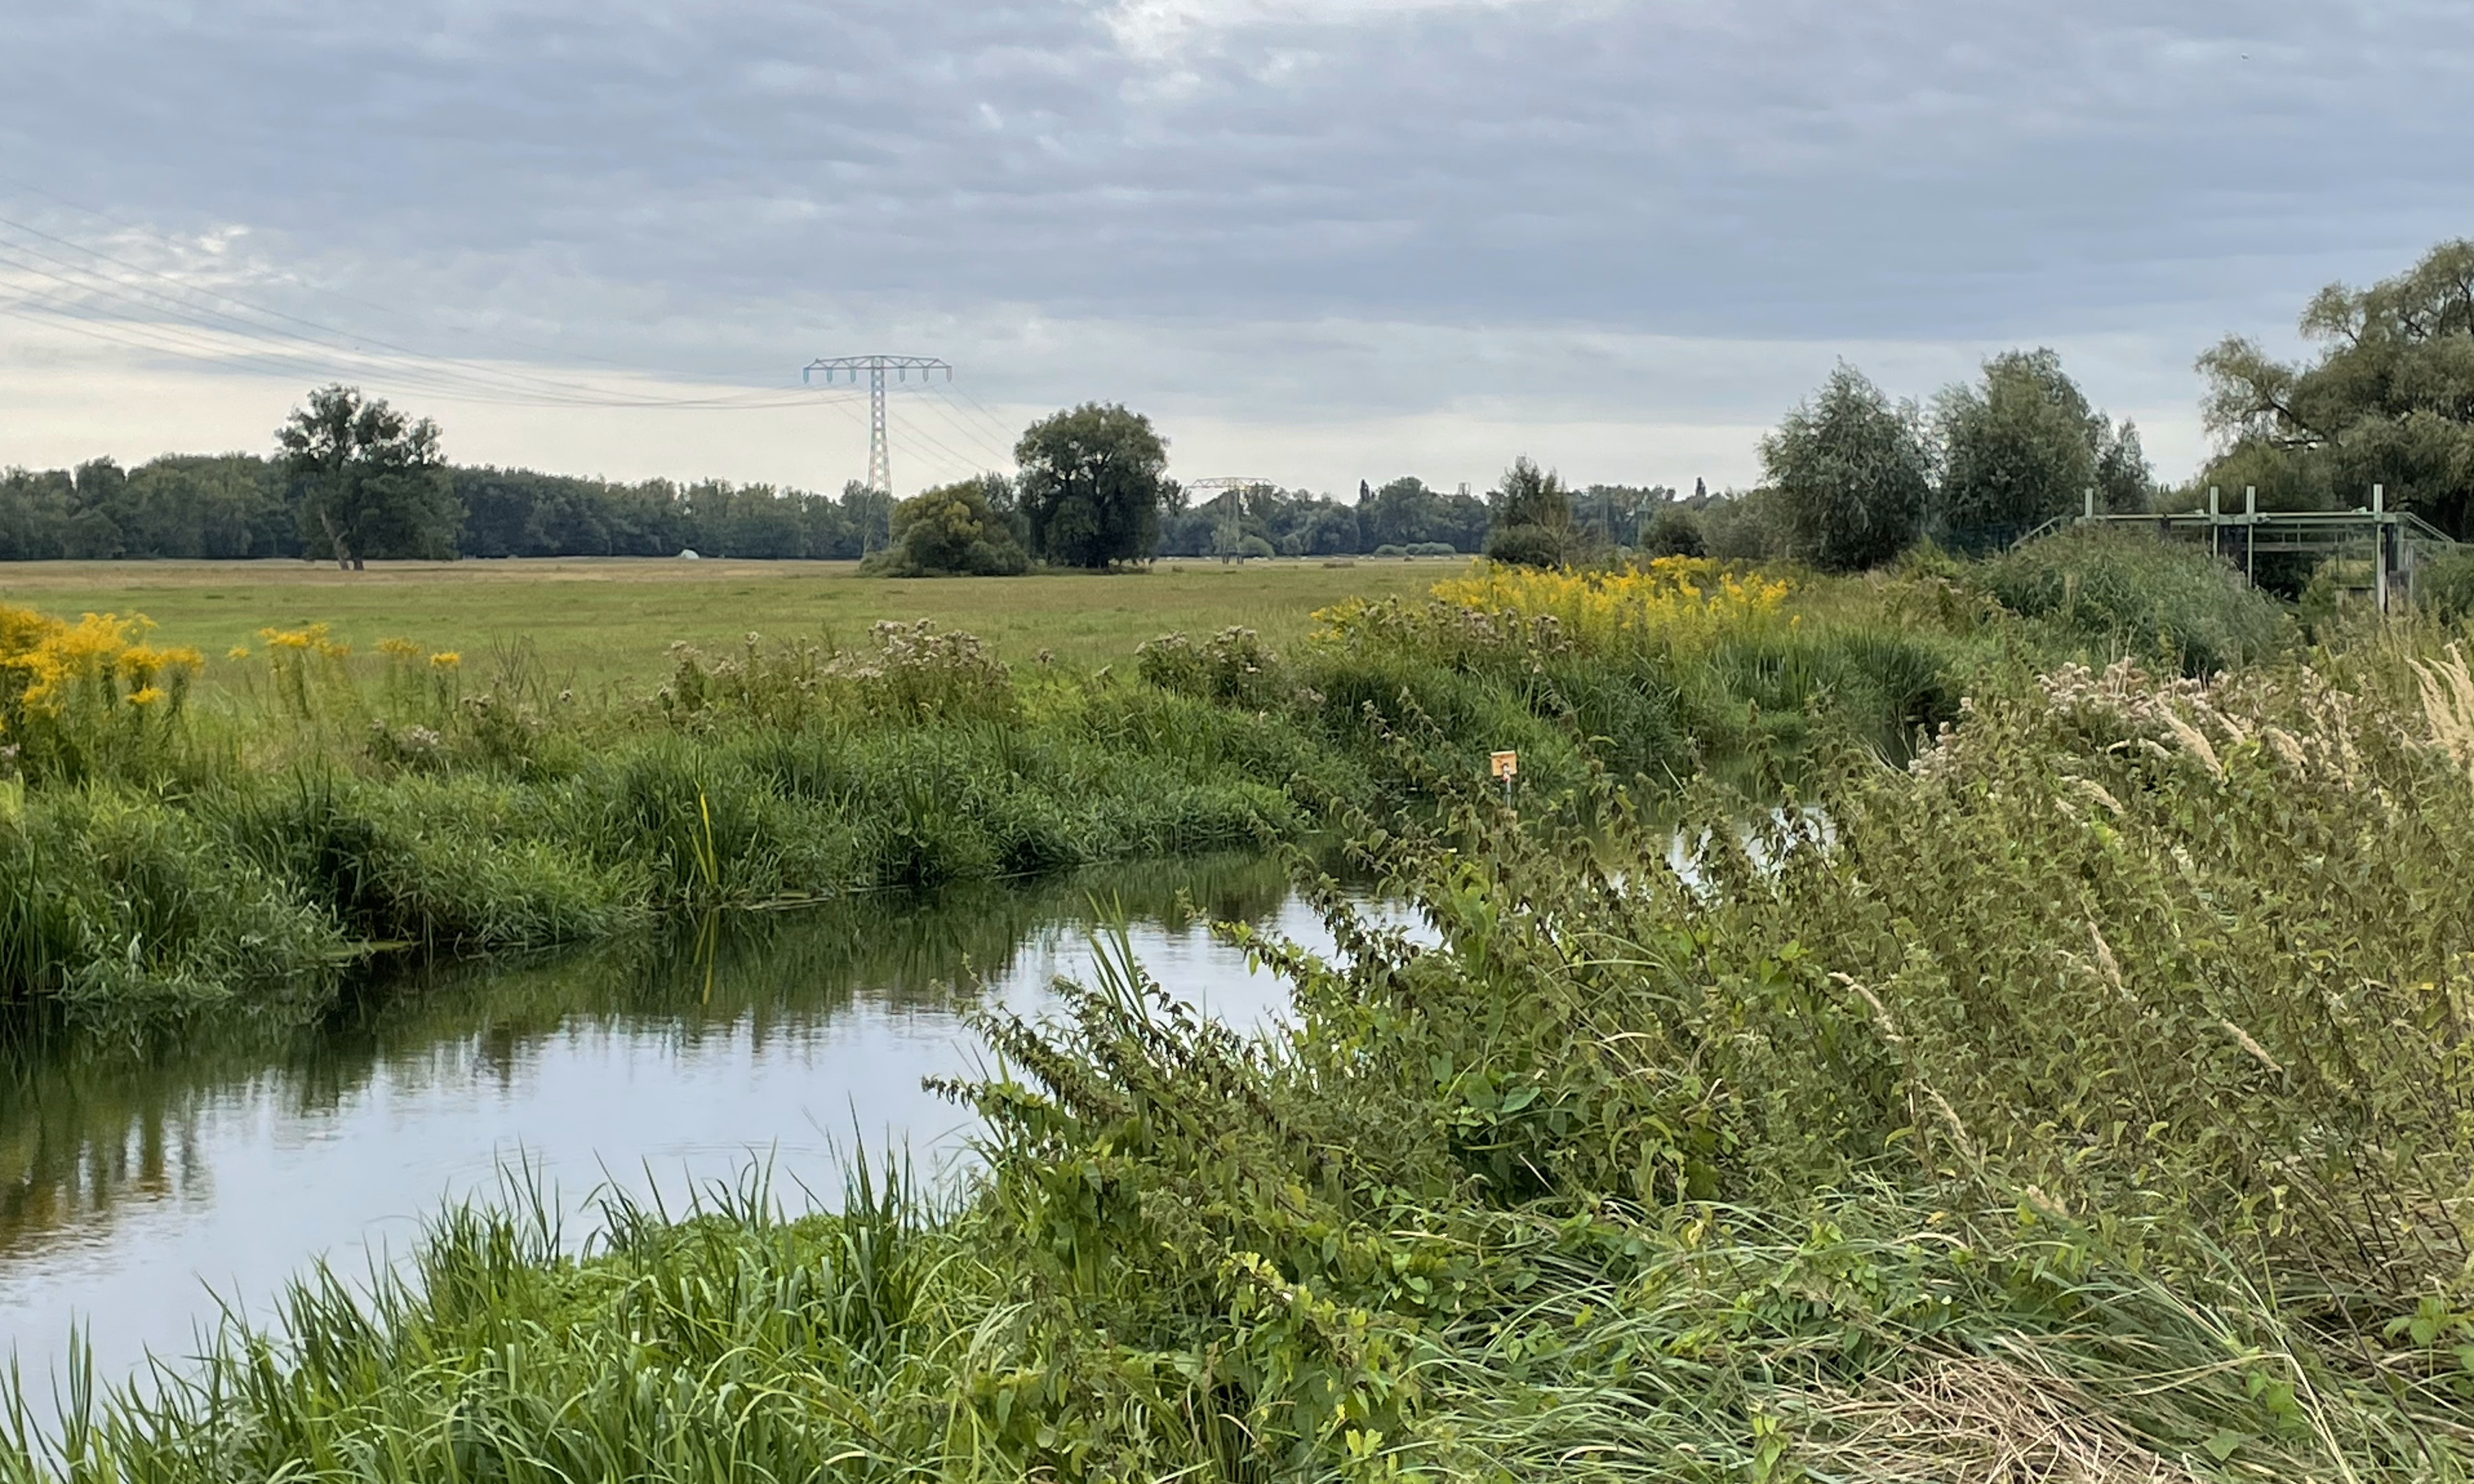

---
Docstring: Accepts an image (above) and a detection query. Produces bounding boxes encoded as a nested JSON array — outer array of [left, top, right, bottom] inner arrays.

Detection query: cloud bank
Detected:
[[2, 0, 2467, 491]]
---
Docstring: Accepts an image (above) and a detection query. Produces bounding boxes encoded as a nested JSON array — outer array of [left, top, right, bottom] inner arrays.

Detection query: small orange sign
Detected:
[[1489, 750, 1519, 780]]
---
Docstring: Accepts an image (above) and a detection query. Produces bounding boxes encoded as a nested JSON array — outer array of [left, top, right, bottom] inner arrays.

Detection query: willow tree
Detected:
[[2197, 238, 2474, 534]]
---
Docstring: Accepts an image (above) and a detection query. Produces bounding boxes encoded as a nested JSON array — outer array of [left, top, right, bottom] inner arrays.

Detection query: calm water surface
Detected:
[[0, 854, 1363, 1386]]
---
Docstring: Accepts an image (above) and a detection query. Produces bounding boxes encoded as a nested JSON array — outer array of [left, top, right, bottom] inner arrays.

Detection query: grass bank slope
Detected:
[[15, 630, 2474, 1480]]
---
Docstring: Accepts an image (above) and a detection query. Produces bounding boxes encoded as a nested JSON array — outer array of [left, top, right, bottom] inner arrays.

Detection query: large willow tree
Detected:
[[2197, 238, 2474, 535]]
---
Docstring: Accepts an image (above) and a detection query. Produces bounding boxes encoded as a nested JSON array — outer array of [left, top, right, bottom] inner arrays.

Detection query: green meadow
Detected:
[[0, 556, 1460, 689]]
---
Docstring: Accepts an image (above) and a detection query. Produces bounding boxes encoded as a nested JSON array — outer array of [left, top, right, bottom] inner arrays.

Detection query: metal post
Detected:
[[2208, 486, 2221, 561], [2244, 486, 2256, 586], [2083, 486, 2096, 522], [2373, 484, 2389, 614], [867, 365, 890, 499]]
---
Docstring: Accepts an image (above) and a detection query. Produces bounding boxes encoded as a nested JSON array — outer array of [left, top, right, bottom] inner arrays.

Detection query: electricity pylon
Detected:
[[801, 355, 953, 495]]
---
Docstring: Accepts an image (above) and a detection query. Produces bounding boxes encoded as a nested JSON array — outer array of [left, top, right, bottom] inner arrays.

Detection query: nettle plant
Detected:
[[659, 621, 1019, 730]]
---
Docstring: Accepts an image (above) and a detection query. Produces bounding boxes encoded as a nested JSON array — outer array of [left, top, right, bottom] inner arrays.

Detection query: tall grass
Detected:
[[16, 628, 2474, 1479]]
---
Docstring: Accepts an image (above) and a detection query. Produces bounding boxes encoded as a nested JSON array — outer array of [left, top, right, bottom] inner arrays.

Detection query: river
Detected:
[[0, 852, 1361, 1388]]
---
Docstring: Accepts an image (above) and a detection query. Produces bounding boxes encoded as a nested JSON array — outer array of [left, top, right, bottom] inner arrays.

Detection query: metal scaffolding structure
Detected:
[[2016, 484, 2459, 612], [800, 354, 954, 496]]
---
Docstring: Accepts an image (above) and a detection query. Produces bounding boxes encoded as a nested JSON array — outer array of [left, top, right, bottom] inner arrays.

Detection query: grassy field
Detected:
[[0, 556, 1460, 692]]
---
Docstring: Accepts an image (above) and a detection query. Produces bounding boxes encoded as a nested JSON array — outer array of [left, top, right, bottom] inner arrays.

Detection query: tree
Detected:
[[1760, 364, 1932, 572], [2197, 238, 2474, 535], [1014, 404, 1171, 568], [277, 385, 459, 568], [877, 475, 1029, 576], [1363, 477, 1450, 550], [1935, 348, 2150, 544], [1485, 456, 1575, 565], [1936, 350, 2098, 542], [1641, 503, 1706, 558]]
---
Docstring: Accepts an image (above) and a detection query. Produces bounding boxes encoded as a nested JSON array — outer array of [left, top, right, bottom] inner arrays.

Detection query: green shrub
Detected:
[[1640, 503, 1705, 557], [2418, 546, 2474, 623], [1984, 526, 2291, 673], [1135, 627, 1283, 708], [1483, 522, 1563, 568], [870, 475, 1030, 576]]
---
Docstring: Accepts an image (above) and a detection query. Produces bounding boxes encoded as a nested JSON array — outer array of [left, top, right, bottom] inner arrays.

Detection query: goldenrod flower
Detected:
[[227, 645, 251, 660], [430, 651, 462, 667], [1424, 557, 1790, 652], [127, 686, 167, 707]]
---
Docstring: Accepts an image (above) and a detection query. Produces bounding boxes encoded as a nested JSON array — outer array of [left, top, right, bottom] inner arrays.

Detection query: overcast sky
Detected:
[[2, 0, 2468, 496]]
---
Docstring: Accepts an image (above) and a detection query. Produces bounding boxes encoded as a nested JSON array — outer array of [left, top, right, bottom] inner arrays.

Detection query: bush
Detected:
[[1135, 627, 1284, 708], [1696, 488, 1791, 561], [1406, 541, 1458, 557], [2418, 547, 2474, 623], [870, 477, 1029, 576], [0, 605, 203, 781], [1984, 527, 2292, 674], [1640, 503, 1705, 558], [1482, 524, 1563, 568]]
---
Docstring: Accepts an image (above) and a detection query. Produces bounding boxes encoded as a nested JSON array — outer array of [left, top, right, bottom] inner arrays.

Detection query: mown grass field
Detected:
[[0, 556, 1462, 691]]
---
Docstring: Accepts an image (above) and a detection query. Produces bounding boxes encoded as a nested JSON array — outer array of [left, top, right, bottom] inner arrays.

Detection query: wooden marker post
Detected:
[[1489, 749, 1519, 808]]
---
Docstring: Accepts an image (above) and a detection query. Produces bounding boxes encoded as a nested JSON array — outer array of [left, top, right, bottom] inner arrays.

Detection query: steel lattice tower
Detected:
[[801, 355, 953, 495]]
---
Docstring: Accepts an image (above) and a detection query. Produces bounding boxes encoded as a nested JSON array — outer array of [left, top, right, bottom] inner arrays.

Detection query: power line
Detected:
[[930, 382, 1023, 451], [887, 402, 1002, 484], [0, 206, 822, 410], [906, 391, 1016, 471]]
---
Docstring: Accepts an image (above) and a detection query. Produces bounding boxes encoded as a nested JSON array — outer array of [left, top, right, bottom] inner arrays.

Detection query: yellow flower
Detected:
[[378, 636, 424, 660], [429, 651, 462, 667], [228, 645, 252, 660], [258, 622, 349, 658], [127, 686, 167, 707], [1423, 557, 1790, 652]]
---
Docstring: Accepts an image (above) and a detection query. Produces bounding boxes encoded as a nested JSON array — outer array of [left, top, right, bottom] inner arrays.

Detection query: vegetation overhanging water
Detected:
[[20, 536, 2474, 1478]]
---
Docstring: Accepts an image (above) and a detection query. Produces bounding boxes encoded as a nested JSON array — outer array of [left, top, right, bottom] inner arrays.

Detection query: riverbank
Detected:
[[3, 551, 2072, 1032], [14, 620, 2474, 1479]]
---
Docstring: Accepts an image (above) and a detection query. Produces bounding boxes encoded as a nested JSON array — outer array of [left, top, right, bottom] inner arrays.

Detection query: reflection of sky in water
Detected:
[[0, 887, 1410, 1388]]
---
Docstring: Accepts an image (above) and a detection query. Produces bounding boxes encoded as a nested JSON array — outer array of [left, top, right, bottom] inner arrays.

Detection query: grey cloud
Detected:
[[2, 0, 2469, 437]]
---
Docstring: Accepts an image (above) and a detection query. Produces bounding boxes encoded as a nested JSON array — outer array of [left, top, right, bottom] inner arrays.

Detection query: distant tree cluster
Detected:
[[1, 385, 900, 564], [871, 475, 1029, 576], [1712, 235, 2474, 573], [1656, 349, 2158, 574]]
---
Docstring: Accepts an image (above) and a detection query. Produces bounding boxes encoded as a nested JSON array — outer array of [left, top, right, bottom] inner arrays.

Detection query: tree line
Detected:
[[0, 391, 1667, 570], [14, 235, 2469, 573]]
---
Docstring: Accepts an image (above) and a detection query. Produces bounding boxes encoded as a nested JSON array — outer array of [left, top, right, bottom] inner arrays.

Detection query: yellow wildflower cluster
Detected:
[[260, 623, 352, 658], [377, 636, 425, 661], [1429, 557, 1792, 650], [0, 603, 203, 733]]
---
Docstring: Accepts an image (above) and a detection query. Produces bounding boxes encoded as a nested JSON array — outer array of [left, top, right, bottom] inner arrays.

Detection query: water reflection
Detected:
[[0, 852, 1335, 1384]]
